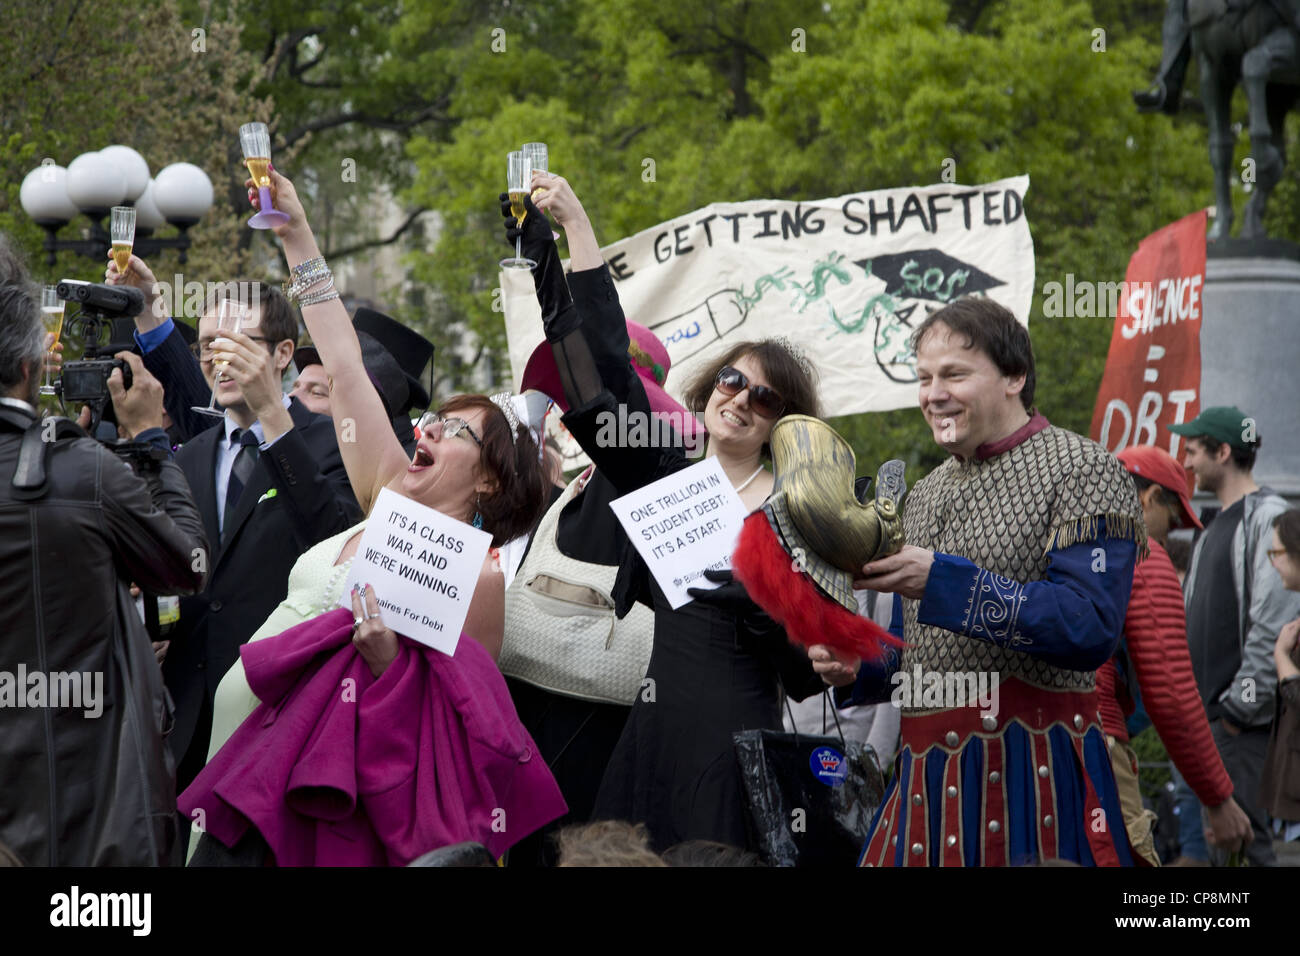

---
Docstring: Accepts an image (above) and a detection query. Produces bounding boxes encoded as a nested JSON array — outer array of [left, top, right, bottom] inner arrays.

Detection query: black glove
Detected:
[[688, 569, 781, 641], [690, 569, 823, 699], [499, 191, 577, 341], [499, 191, 553, 259]]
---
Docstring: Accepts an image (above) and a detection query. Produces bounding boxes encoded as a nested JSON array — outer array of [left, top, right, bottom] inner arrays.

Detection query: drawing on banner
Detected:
[[723, 248, 1009, 385], [649, 288, 750, 361], [855, 249, 1008, 384]]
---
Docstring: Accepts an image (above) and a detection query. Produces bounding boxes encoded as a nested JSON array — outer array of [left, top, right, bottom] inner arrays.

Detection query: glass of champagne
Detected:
[[499, 150, 536, 270], [40, 286, 65, 397], [240, 122, 290, 229], [191, 298, 249, 418], [522, 142, 559, 240], [522, 142, 548, 187], [110, 206, 136, 280]]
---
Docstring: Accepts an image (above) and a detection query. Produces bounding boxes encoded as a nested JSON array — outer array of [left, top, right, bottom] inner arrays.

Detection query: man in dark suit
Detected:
[[112, 257, 361, 793]]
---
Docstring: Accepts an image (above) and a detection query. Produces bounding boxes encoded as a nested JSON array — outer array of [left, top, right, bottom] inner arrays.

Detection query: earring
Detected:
[[472, 492, 483, 530]]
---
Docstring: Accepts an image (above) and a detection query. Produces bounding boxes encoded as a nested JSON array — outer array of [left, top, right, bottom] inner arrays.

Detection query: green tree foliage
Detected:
[[407, 0, 1218, 469], [1, 0, 270, 293]]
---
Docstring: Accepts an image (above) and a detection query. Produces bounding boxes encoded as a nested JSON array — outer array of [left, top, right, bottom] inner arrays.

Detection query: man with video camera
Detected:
[[0, 238, 208, 866]]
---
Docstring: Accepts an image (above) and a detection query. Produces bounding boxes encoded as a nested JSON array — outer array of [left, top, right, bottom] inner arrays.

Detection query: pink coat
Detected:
[[180, 607, 566, 865]]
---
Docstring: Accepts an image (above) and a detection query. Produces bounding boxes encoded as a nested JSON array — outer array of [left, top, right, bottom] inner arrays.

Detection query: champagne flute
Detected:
[[240, 122, 290, 229], [522, 142, 548, 192], [110, 206, 136, 279], [191, 298, 249, 418], [499, 150, 536, 270], [522, 142, 559, 240], [40, 286, 64, 397]]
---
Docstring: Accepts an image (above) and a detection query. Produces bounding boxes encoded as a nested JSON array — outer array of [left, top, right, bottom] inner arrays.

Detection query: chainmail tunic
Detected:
[[898, 425, 1145, 703]]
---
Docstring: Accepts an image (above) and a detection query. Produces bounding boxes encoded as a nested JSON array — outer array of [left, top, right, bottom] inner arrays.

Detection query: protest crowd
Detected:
[[3, 161, 1300, 871]]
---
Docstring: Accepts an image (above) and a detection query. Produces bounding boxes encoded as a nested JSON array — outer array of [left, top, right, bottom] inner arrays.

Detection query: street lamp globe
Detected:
[[134, 179, 167, 232], [99, 145, 151, 203], [65, 150, 127, 214], [20, 164, 80, 224], [153, 162, 214, 224]]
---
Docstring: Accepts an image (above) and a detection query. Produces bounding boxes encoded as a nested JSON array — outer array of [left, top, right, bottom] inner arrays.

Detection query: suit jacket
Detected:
[[161, 396, 362, 764]]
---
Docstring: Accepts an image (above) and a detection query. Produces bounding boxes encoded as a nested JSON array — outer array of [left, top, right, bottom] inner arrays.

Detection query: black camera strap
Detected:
[[7, 413, 86, 501]]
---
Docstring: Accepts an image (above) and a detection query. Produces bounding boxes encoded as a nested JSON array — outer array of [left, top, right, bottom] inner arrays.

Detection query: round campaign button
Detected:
[[810, 745, 848, 787]]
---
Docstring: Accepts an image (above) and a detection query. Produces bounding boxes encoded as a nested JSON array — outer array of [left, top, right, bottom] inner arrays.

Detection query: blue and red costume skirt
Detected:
[[860, 678, 1139, 867]]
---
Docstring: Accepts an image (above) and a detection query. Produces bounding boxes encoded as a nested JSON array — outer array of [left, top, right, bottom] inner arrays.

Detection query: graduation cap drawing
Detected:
[[854, 249, 1005, 304]]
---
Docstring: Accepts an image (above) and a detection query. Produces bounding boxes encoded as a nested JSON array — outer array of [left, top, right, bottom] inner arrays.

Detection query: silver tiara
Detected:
[[490, 390, 550, 462], [767, 336, 814, 378], [490, 392, 521, 434]]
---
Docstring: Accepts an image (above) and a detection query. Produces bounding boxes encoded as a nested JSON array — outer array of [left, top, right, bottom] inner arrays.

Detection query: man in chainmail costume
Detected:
[[813, 297, 1147, 866]]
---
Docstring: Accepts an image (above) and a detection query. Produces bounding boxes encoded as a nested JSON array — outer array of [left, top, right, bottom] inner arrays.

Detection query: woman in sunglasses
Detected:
[[505, 173, 824, 854], [180, 170, 562, 866]]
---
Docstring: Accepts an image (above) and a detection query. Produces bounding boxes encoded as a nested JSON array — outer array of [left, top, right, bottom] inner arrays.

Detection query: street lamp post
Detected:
[[19, 145, 214, 268]]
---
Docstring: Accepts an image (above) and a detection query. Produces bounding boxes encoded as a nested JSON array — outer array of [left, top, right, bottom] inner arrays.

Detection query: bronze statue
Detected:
[[1135, 0, 1300, 239]]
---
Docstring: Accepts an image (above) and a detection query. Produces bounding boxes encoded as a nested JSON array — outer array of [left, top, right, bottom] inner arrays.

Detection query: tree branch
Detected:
[[279, 99, 450, 150], [613, 122, 651, 150], [266, 27, 322, 82], [323, 207, 428, 260]]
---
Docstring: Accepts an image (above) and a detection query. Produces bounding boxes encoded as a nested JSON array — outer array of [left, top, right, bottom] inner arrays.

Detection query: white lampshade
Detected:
[[20, 164, 79, 223], [134, 179, 166, 231], [65, 151, 128, 211], [99, 145, 151, 202], [153, 162, 214, 222]]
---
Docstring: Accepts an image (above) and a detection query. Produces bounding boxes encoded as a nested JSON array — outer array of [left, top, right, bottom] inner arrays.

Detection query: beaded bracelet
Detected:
[[298, 278, 340, 307], [291, 256, 328, 283], [285, 255, 331, 302], [287, 269, 333, 305]]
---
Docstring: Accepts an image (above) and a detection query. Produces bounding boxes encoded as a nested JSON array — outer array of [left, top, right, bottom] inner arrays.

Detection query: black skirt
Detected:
[[593, 582, 783, 853]]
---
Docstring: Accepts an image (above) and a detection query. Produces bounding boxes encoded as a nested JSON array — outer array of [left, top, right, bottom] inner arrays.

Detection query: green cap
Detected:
[[1167, 405, 1258, 452]]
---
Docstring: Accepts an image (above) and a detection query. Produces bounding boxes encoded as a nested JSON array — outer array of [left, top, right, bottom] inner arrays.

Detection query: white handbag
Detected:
[[501, 473, 654, 705]]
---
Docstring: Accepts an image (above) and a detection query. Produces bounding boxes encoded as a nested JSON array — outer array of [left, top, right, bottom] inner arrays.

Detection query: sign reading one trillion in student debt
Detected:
[[609, 457, 750, 610], [340, 487, 492, 656]]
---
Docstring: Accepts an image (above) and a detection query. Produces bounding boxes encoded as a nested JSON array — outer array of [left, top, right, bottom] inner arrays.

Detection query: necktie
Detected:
[[223, 428, 260, 541]]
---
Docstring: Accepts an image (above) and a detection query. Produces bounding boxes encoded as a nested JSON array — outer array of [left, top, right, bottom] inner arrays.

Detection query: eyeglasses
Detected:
[[194, 336, 274, 361], [417, 412, 483, 447], [713, 366, 786, 419], [1268, 548, 1289, 561]]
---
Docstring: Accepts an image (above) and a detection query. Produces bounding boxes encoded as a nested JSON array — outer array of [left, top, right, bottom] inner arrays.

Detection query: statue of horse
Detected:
[[1137, 0, 1300, 240]]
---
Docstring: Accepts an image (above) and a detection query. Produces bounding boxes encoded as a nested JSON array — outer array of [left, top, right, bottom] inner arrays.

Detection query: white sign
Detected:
[[608, 457, 750, 610], [340, 487, 492, 656], [503, 176, 1034, 418]]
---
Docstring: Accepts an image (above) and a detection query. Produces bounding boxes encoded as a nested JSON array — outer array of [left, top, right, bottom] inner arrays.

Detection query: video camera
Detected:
[[54, 280, 143, 430]]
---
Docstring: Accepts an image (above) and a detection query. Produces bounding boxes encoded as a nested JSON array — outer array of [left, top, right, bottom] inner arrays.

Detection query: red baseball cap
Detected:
[[1116, 444, 1202, 530]]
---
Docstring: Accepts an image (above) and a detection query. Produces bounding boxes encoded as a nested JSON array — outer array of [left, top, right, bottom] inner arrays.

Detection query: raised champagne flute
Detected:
[[191, 298, 249, 418], [110, 206, 136, 279], [522, 142, 548, 190], [40, 286, 64, 396], [499, 150, 536, 270], [522, 141, 559, 240], [240, 122, 290, 229]]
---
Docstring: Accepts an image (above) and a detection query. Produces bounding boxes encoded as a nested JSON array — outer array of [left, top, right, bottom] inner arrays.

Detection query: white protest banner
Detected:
[[340, 487, 492, 656], [503, 176, 1033, 421], [608, 457, 750, 610]]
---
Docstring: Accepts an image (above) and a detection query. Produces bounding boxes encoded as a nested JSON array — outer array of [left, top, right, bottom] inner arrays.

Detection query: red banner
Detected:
[[1090, 210, 1205, 462]]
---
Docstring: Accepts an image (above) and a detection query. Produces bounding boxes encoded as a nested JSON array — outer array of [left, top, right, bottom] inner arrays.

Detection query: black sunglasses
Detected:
[[714, 366, 786, 419]]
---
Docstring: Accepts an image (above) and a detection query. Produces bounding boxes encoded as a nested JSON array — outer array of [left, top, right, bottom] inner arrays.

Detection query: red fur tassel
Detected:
[[732, 512, 904, 664]]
